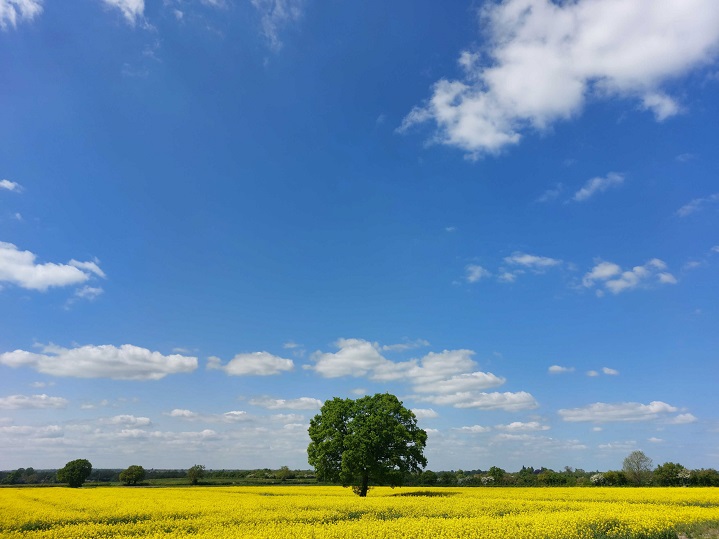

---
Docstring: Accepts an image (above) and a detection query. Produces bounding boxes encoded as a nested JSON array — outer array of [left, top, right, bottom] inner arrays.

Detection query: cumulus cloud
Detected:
[[667, 413, 698, 424], [504, 252, 562, 269], [548, 365, 574, 374], [582, 258, 677, 294], [0, 0, 42, 30], [208, 352, 294, 376], [166, 408, 251, 423], [456, 424, 492, 433], [411, 408, 439, 419], [381, 339, 430, 352], [100, 415, 151, 427], [400, 0, 719, 157], [251, 0, 304, 51], [558, 401, 681, 422], [101, 0, 144, 25], [602, 367, 619, 375], [0, 178, 22, 191], [495, 421, 549, 432], [676, 192, 719, 217], [572, 172, 624, 202], [0, 394, 68, 409], [309, 339, 505, 394], [421, 390, 538, 411], [0, 242, 105, 291], [249, 396, 322, 410], [308, 339, 518, 410], [0, 344, 198, 380], [466, 264, 492, 283]]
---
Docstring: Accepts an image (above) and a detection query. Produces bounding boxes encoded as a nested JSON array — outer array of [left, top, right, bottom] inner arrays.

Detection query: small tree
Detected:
[[119, 465, 146, 486], [187, 464, 205, 485], [623, 451, 653, 485], [57, 459, 92, 488], [307, 393, 427, 497]]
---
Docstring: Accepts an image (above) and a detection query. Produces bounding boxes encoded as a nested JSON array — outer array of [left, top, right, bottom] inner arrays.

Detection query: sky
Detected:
[[1, 0, 718, 474]]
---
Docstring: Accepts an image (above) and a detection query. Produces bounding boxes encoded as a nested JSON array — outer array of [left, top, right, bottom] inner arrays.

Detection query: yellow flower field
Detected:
[[2, 486, 718, 538]]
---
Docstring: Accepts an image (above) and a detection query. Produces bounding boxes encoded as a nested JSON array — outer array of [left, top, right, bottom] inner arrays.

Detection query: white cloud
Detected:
[[583, 258, 677, 294], [101, 415, 152, 427], [101, 0, 144, 25], [309, 339, 512, 409], [572, 172, 624, 202], [166, 408, 251, 423], [504, 252, 561, 269], [400, 0, 719, 157], [465, 264, 492, 283], [548, 365, 574, 374], [586, 370, 599, 377], [667, 413, 698, 424], [422, 390, 538, 411], [411, 408, 438, 419], [249, 396, 322, 410], [0, 178, 22, 191], [456, 424, 492, 433], [208, 352, 294, 376], [0, 424, 63, 438], [381, 339, 430, 352], [0, 242, 106, 291], [558, 401, 679, 422], [641, 92, 681, 121], [250, 0, 303, 52], [495, 421, 549, 432], [0, 343, 198, 380], [602, 367, 619, 375], [536, 183, 563, 203], [168, 408, 198, 419], [648, 437, 663, 443], [0, 0, 41, 30], [676, 192, 719, 217], [0, 394, 68, 409]]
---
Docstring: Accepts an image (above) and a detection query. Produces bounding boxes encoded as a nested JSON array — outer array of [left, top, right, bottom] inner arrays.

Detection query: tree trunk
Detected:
[[359, 473, 369, 497]]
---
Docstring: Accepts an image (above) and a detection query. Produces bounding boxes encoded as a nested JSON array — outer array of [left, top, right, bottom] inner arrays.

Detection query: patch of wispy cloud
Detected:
[[250, 0, 304, 52], [548, 365, 574, 374], [465, 264, 491, 283], [676, 192, 719, 217], [0, 0, 42, 30], [400, 0, 719, 158], [249, 396, 322, 410], [0, 179, 22, 191], [572, 172, 624, 202], [208, 352, 294, 376], [0, 394, 68, 410], [101, 0, 145, 26], [0, 343, 197, 380], [582, 258, 677, 295], [558, 401, 690, 423]]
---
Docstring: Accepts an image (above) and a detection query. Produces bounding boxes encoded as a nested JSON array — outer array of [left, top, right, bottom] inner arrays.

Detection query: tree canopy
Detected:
[[187, 464, 205, 485], [307, 393, 427, 497], [623, 451, 653, 485], [57, 459, 92, 488], [119, 465, 146, 486]]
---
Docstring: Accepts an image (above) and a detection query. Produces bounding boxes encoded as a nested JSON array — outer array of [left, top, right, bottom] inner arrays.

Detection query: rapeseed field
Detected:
[[2, 486, 718, 538]]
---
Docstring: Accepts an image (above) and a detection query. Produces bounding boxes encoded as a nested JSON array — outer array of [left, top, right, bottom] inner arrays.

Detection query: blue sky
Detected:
[[1, 0, 718, 473]]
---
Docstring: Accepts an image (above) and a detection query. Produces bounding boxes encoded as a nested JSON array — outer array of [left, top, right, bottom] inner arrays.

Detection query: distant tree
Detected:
[[488, 466, 505, 485], [420, 470, 438, 486], [603, 470, 628, 486], [119, 465, 146, 486], [187, 464, 205, 485], [691, 469, 719, 487], [307, 393, 427, 497], [57, 459, 92, 488], [276, 466, 294, 481], [623, 451, 653, 485], [653, 462, 686, 486]]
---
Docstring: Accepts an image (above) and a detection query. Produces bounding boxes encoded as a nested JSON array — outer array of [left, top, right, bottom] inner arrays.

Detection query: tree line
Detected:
[[3, 395, 718, 491]]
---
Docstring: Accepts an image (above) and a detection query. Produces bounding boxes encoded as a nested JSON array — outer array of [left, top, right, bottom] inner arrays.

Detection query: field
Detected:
[[2, 486, 719, 538]]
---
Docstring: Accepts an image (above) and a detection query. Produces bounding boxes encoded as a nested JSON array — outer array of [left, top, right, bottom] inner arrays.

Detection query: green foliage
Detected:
[[119, 465, 146, 486], [56, 459, 92, 488], [187, 464, 205, 485], [307, 393, 428, 497], [622, 451, 653, 485]]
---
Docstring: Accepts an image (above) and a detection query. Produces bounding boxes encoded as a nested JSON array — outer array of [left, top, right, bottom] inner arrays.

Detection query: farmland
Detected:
[[2, 486, 719, 538]]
